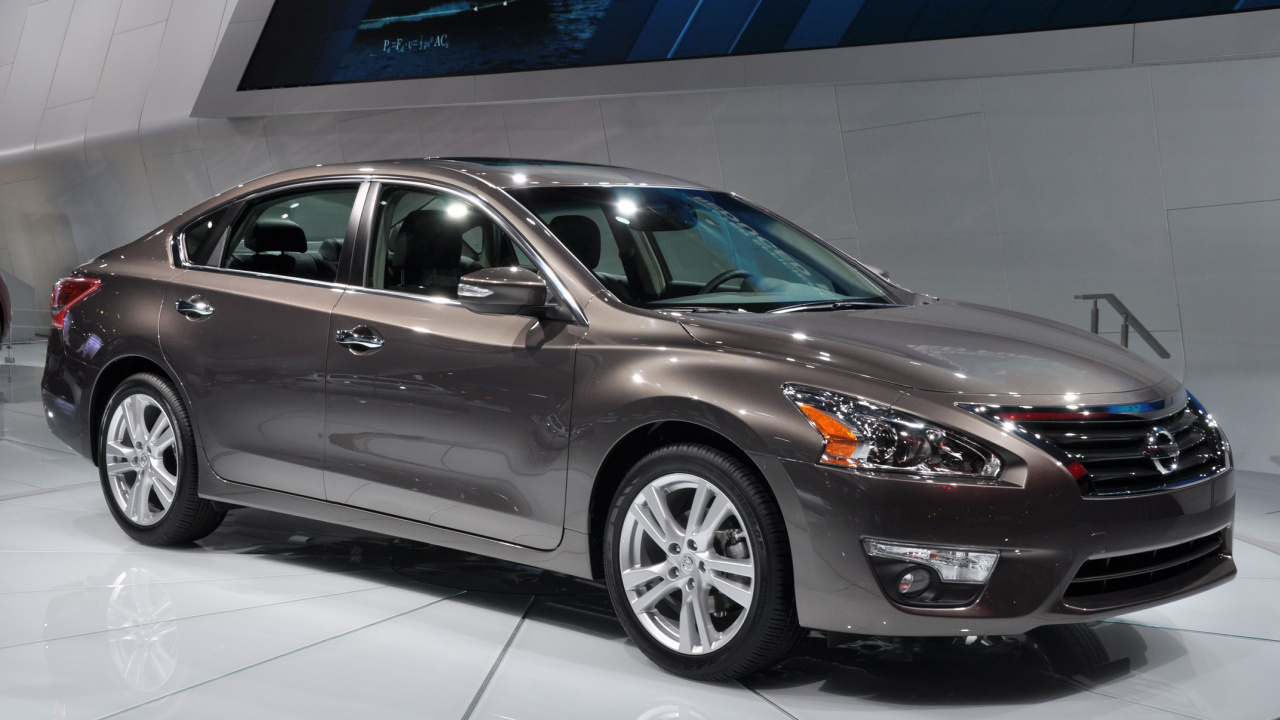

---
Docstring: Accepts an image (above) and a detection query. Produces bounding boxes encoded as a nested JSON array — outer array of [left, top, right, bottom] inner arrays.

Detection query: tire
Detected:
[[603, 443, 802, 680], [98, 372, 225, 545]]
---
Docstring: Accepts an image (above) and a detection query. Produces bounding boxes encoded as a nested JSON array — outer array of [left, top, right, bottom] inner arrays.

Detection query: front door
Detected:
[[323, 183, 582, 549], [160, 182, 363, 498]]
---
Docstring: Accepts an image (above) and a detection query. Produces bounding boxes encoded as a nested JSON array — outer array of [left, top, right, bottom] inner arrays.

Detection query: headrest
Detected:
[[248, 219, 307, 253], [318, 238, 342, 263], [549, 215, 601, 270], [391, 209, 464, 273]]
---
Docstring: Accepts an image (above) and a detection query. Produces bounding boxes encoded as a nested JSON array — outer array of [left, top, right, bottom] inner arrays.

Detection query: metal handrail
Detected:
[[1074, 294, 1170, 359]]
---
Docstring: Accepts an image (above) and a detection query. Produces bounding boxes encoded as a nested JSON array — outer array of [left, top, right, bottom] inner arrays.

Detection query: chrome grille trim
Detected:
[[959, 393, 1230, 496]]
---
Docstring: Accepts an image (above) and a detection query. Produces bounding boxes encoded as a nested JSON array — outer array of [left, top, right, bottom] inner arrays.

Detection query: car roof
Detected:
[[243, 158, 712, 192]]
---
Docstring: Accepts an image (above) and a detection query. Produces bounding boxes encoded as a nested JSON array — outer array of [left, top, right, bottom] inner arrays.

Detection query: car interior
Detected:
[[219, 187, 359, 283], [371, 188, 536, 299]]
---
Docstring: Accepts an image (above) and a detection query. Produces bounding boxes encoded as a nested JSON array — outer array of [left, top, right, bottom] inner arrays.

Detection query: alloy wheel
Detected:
[[104, 393, 179, 527], [617, 472, 756, 655]]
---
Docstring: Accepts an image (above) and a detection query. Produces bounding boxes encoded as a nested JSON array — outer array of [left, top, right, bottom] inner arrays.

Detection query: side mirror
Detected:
[[458, 267, 550, 316], [863, 264, 890, 280]]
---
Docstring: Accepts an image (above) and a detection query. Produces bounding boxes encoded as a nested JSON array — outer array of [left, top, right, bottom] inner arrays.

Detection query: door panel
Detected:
[[324, 291, 581, 548], [160, 270, 343, 498]]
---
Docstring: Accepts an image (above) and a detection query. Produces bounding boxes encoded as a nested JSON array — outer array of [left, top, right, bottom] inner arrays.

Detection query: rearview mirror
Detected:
[[458, 267, 550, 316]]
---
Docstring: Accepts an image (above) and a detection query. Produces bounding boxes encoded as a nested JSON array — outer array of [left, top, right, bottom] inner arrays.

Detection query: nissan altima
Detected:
[[42, 159, 1235, 680]]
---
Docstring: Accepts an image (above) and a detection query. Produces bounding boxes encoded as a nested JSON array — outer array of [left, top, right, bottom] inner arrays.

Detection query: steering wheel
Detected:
[[697, 269, 751, 295]]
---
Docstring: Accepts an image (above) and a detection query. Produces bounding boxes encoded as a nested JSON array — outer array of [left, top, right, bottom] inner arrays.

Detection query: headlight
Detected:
[[784, 384, 1002, 480]]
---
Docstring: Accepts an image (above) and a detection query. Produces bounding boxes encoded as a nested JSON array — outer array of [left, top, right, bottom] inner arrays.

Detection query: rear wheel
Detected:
[[603, 443, 802, 680], [98, 373, 224, 545]]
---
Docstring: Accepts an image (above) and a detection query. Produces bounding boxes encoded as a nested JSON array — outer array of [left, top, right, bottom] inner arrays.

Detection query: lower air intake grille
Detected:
[[1064, 531, 1225, 599]]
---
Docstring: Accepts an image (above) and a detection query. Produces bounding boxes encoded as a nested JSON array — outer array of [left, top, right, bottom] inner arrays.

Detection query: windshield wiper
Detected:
[[654, 306, 747, 314], [768, 300, 907, 314]]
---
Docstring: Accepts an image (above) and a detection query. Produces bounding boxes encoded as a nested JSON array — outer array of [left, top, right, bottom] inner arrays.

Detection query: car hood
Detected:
[[677, 300, 1168, 396]]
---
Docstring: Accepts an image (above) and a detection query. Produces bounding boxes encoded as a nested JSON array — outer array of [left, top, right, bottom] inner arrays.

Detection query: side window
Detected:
[[221, 186, 358, 282], [180, 207, 230, 266], [372, 187, 535, 299]]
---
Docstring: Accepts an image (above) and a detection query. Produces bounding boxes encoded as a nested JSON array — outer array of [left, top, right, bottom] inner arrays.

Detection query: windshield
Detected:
[[506, 186, 899, 313]]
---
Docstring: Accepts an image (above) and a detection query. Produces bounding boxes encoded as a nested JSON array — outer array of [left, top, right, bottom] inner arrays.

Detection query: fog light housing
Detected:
[[897, 568, 931, 597], [864, 539, 999, 608], [864, 540, 998, 583]]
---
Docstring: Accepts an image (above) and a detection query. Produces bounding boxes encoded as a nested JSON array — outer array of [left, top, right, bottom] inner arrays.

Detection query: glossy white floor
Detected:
[[1, 343, 1278, 720]]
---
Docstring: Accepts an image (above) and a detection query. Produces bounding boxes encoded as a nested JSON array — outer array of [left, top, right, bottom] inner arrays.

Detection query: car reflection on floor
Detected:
[[33, 506, 1180, 719]]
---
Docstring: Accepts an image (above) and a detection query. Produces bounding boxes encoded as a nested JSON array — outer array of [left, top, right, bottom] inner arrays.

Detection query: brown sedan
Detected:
[[42, 159, 1234, 680]]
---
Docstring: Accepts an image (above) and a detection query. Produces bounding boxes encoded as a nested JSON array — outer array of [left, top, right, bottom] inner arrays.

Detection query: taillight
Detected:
[[51, 277, 101, 331]]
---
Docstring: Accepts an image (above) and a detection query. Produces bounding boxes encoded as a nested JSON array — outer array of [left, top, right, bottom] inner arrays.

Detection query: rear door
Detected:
[[323, 181, 584, 549], [160, 181, 365, 498]]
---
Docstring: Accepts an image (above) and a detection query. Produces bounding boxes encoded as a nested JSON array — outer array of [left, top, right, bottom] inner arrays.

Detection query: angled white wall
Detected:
[[1, 1, 1279, 470]]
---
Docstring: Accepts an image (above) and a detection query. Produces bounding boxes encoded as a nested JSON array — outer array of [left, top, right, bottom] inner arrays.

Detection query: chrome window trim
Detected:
[[341, 285, 462, 307], [179, 264, 352, 291], [366, 176, 588, 326]]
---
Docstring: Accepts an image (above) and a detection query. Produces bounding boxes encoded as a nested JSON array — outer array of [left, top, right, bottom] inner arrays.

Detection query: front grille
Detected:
[[1064, 531, 1225, 599], [996, 400, 1229, 496]]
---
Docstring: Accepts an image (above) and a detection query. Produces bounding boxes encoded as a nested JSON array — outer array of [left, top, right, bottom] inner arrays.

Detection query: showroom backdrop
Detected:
[[1, 0, 1279, 472]]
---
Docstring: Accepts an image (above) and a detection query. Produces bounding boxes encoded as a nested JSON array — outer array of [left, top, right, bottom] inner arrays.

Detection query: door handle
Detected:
[[335, 327, 384, 351], [175, 296, 214, 319]]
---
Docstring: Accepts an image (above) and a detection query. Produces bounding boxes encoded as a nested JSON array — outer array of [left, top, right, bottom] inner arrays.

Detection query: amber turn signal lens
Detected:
[[797, 404, 858, 466]]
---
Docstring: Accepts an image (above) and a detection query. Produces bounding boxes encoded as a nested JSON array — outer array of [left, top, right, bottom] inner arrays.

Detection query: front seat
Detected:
[[389, 209, 464, 297], [549, 215, 630, 301], [233, 219, 322, 280]]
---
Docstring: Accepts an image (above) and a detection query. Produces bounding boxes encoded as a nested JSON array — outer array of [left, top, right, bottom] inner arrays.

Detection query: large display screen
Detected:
[[239, 0, 1280, 91]]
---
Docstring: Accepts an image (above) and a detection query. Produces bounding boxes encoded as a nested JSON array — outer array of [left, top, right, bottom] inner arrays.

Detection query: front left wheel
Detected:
[[98, 373, 225, 545], [603, 443, 802, 680]]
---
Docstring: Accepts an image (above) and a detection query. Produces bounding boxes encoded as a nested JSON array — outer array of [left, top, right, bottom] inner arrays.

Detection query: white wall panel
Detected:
[[741, 25, 1134, 88], [0, 180, 65, 302], [473, 56, 742, 104], [35, 97, 92, 156], [711, 85, 856, 241], [1151, 56, 1280, 211], [336, 109, 422, 163], [836, 78, 981, 132], [0, 0, 28, 66], [190, 19, 270, 118], [844, 113, 1009, 309], [113, 0, 169, 35], [1135, 9, 1280, 63], [227, 0, 268, 23], [1168, 200, 1280, 473], [415, 105, 511, 158], [0, 0, 73, 185], [84, 22, 163, 141], [982, 67, 1180, 336], [144, 148, 212, 220], [600, 93, 724, 189], [35, 99, 108, 267], [83, 139, 158, 254], [502, 100, 611, 165], [0, 64, 11, 104], [46, 0, 121, 109], [138, 0, 229, 158], [263, 113, 343, 171], [197, 117, 273, 193]]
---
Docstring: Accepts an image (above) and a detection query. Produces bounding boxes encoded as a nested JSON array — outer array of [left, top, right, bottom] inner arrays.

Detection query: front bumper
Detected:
[[780, 457, 1235, 636]]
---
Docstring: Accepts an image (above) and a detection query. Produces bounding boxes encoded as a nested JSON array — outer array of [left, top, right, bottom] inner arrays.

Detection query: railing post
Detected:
[[1121, 314, 1130, 348], [1090, 300, 1099, 334]]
